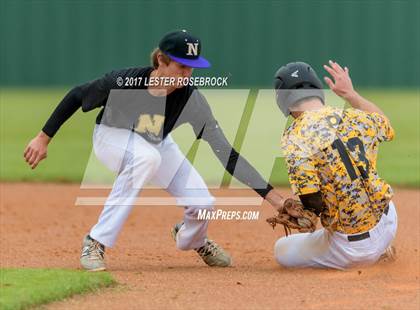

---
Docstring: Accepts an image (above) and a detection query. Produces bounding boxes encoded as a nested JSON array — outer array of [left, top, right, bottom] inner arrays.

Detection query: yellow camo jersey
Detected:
[[282, 106, 394, 234]]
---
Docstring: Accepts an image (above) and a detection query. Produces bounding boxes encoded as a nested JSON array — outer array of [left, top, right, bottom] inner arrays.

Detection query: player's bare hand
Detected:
[[265, 189, 285, 212], [323, 60, 356, 101], [24, 131, 51, 169]]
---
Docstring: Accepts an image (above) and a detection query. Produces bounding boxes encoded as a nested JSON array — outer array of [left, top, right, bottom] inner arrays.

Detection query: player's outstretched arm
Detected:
[[23, 85, 84, 169], [323, 60, 385, 116], [188, 89, 285, 211], [23, 73, 111, 170], [202, 125, 285, 211]]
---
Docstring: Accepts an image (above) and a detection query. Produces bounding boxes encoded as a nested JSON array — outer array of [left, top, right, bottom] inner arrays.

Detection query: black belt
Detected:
[[347, 204, 389, 242]]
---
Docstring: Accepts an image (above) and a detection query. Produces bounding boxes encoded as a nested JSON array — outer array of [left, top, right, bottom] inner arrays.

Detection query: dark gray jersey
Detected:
[[42, 66, 273, 197]]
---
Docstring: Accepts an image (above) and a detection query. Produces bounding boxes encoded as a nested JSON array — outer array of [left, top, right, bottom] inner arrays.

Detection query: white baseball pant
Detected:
[[89, 124, 214, 250], [274, 201, 397, 269]]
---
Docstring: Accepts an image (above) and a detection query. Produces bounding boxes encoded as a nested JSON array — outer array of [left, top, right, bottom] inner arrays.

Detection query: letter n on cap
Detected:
[[186, 43, 198, 56]]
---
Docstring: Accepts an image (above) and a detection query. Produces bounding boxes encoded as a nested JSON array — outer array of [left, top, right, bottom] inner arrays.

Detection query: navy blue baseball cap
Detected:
[[158, 30, 211, 68]]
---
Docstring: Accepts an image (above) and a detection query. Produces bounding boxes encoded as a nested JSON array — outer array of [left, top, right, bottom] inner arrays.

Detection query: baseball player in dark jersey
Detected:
[[24, 30, 285, 271], [272, 61, 397, 269]]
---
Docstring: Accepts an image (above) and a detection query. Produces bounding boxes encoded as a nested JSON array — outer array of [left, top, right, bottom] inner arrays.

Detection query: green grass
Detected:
[[0, 87, 419, 187], [0, 268, 115, 310]]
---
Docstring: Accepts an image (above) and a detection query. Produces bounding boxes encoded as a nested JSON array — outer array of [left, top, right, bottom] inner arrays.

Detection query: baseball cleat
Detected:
[[171, 222, 232, 267], [379, 245, 396, 262], [195, 239, 232, 267], [80, 234, 106, 271]]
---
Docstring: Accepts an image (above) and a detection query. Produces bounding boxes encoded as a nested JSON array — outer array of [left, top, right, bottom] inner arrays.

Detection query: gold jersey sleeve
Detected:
[[282, 106, 394, 234], [366, 112, 395, 142]]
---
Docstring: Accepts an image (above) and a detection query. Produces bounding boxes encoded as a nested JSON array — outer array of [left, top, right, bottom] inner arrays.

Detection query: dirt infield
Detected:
[[1, 183, 419, 309]]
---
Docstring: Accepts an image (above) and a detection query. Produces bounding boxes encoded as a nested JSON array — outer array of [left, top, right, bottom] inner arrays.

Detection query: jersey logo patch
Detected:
[[134, 114, 165, 136]]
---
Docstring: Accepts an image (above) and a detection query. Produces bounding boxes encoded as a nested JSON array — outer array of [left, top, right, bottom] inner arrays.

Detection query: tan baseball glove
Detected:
[[266, 198, 318, 236]]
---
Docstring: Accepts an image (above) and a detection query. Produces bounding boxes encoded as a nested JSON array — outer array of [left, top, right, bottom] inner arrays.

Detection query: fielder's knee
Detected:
[[132, 149, 162, 174]]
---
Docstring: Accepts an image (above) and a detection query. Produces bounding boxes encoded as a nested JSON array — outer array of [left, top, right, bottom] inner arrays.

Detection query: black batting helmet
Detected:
[[273, 61, 324, 116]]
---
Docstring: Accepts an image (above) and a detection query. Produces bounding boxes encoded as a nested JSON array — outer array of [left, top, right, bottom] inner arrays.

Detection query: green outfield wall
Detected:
[[1, 0, 419, 87]]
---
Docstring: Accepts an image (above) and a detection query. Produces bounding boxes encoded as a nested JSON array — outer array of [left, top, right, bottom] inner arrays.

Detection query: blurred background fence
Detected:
[[1, 0, 419, 87]]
